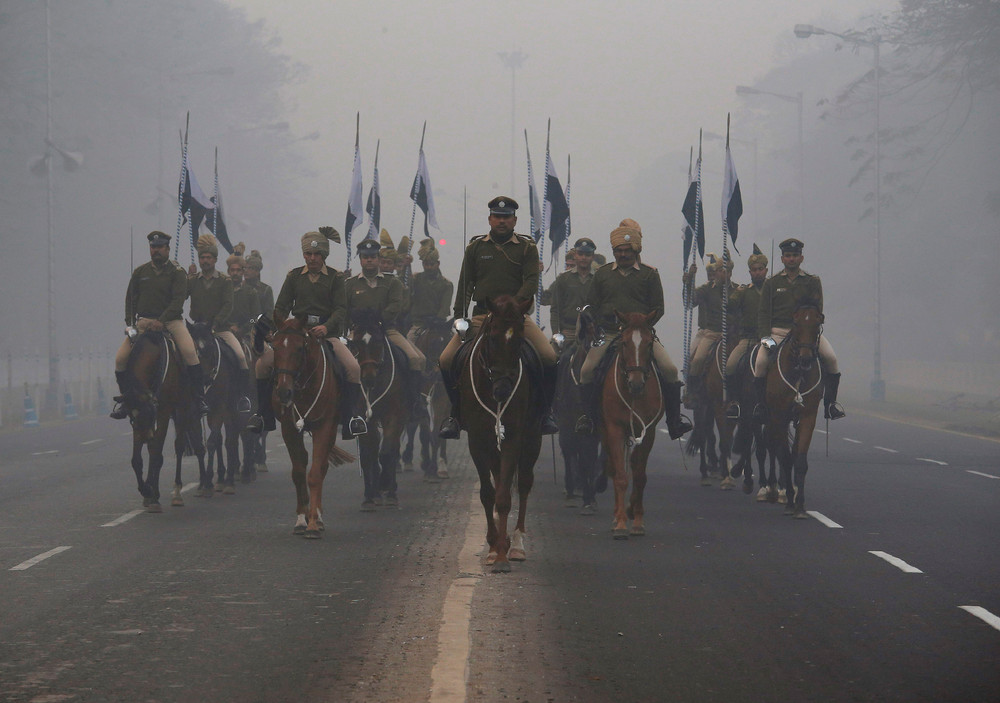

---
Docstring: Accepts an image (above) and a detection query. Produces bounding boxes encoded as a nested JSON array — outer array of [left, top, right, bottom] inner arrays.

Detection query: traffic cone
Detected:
[[63, 382, 78, 421], [96, 377, 109, 414], [23, 384, 39, 428]]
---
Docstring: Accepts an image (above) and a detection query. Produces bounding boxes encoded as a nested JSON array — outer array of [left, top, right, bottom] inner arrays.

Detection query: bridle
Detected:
[[272, 325, 327, 431]]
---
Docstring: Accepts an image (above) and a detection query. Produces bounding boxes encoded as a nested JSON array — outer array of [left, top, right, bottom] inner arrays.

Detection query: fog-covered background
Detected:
[[2, 0, 997, 404]]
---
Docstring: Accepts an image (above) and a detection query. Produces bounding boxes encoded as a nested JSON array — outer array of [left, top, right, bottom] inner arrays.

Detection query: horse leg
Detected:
[[490, 454, 517, 573], [604, 427, 630, 539], [131, 435, 147, 504], [282, 423, 310, 534], [579, 435, 600, 510], [240, 428, 256, 484], [304, 426, 333, 538], [626, 438, 652, 536], [791, 415, 817, 518], [380, 418, 403, 504], [223, 417, 240, 493], [145, 419, 169, 513], [257, 430, 270, 472], [469, 442, 499, 566], [359, 428, 381, 507]]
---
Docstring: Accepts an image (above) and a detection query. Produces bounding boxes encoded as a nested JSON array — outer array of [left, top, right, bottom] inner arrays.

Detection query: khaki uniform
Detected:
[[753, 269, 838, 376], [246, 279, 274, 319], [230, 283, 263, 338], [685, 279, 739, 377], [550, 268, 593, 340], [441, 232, 556, 369], [726, 282, 763, 376], [346, 271, 425, 371], [188, 270, 247, 370], [406, 270, 454, 352], [579, 262, 678, 384], [256, 265, 359, 383], [115, 259, 198, 370]]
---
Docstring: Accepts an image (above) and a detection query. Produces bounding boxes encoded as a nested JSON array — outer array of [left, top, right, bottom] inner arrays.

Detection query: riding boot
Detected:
[[662, 380, 693, 440], [823, 372, 846, 420], [236, 369, 253, 413], [752, 376, 768, 422], [187, 363, 210, 417], [342, 382, 368, 439], [540, 363, 559, 435], [438, 366, 462, 439], [110, 370, 130, 419], [574, 382, 597, 435], [247, 378, 274, 433]]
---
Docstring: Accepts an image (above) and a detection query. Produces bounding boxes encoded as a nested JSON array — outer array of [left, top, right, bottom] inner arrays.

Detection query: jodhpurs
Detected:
[[255, 336, 361, 384], [580, 335, 678, 385], [753, 327, 839, 377], [115, 317, 199, 371], [439, 314, 558, 371]]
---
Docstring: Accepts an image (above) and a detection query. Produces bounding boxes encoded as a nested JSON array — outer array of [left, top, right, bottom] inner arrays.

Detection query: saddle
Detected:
[[453, 335, 545, 405], [320, 339, 348, 387], [126, 331, 174, 397], [592, 335, 623, 394]]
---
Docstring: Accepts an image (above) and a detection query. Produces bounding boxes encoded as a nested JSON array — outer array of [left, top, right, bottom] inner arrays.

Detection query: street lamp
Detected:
[[795, 22, 885, 401], [735, 85, 805, 235], [498, 50, 527, 195], [703, 130, 758, 244]]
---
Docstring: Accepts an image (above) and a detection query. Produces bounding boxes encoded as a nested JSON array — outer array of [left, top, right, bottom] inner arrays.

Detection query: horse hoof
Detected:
[[629, 525, 645, 536], [612, 528, 629, 540], [402, 462, 414, 473], [793, 509, 809, 520], [783, 506, 796, 516], [304, 529, 322, 539], [485, 551, 498, 565], [720, 477, 735, 491], [215, 483, 224, 493], [742, 481, 753, 495], [256, 463, 268, 473], [146, 502, 162, 513], [360, 500, 376, 512], [223, 485, 235, 495], [580, 503, 596, 516], [509, 548, 526, 562], [293, 524, 306, 535], [436, 469, 450, 479], [423, 474, 442, 483], [142, 496, 150, 507], [171, 496, 184, 507], [700, 477, 713, 487], [491, 560, 511, 573]]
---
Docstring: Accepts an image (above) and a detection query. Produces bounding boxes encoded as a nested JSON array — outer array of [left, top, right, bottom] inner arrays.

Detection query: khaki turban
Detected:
[[748, 243, 767, 269], [619, 218, 642, 233], [232, 241, 246, 257], [226, 252, 245, 268], [245, 249, 263, 270], [610, 225, 642, 253], [301, 231, 330, 256], [196, 234, 219, 257], [417, 237, 440, 264]]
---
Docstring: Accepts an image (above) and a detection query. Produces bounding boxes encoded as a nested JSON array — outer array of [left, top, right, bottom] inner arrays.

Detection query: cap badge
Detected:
[[624, 234, 631, 241], [498, 200, 506, 208]]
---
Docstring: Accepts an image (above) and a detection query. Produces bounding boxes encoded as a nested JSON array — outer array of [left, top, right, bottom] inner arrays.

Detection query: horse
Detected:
[[460, 295, 542, 572], [598, 311, 664, 539], [761, 303, 825, 518], [555, 308, 603, 514], [270, 317, 355, 537], [188, 322, 250, 495], [688, 338, 741, 489], [122, 330, 207, 511], [347, 309, 408, 509], [245, 319, 273, 475], [730, 344, 780, 500], [404, 315, 452, 481]]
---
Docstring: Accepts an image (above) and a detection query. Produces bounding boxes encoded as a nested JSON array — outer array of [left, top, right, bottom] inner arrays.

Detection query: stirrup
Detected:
[[824, 402, 846, 420], [110, 401, 128, 420], [246, 414, 264, 433], [541, 413, 559, 435], [725, 402, 741, 420], [236, 396, 252, 413], [349, 416, 368, 436], [667, 414, 693, 440], [438, 417, 461, 439], [574, 415, 594, 435]]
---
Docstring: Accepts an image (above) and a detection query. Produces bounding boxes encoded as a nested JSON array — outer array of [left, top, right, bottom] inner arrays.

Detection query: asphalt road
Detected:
[[0, 412, 997, 702]]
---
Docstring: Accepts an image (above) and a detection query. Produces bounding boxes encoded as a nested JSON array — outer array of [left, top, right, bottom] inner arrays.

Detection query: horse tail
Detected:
[[328, 444, 356, 466], [685, 418, 702, 456]]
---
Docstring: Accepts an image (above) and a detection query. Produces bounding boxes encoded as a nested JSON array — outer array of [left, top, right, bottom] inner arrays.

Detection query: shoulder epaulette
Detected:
[[515, 233, 535, 243], [638, 262, 658, 273], [171, 260, 186, 272], [469, 234, 487, 243]]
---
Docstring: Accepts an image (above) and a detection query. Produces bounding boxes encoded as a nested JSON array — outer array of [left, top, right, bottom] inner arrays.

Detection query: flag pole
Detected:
[[721, 115, 732, 405], [564, 154, 571, 265], [406, 122, 425, 270], [537, 119, 551, 325], [463, 185, 467, 250], [682, 145, 694, 383], [212, 147, 219, 241], [174, 113, 190, 264], [524, 129, 538, 243]]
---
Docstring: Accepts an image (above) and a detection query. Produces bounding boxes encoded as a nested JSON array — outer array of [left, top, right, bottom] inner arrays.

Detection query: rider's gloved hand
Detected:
[[761, 336, 776, 350]]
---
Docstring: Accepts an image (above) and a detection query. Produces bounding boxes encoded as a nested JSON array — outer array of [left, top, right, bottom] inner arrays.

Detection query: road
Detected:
[[0, 413, 997, 702]]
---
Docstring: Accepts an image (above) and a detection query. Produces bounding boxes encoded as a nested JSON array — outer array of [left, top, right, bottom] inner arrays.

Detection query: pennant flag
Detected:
[[722, 137, 743, 252], [544, 148, 570, 253], [180, 167, 214, 244], [365, 140, 381, 240], [524, 131, 543, 242], [345, 113, 364, 256], [206, 191, 232, 254], [410, 138, 439, 238], [681, 146, 705, 260]]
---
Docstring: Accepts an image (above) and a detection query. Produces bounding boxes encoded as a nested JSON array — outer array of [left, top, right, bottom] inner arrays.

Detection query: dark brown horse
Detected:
[[762, 304, 825, 518], [599, 311, 664, 539], [348, 309, 407, 509], [406, 316, 452, 481], [461, 295, 541, 572], [696, 338, 739, 489], [122, 331, 206, 511], [271, 317, 355, 537]]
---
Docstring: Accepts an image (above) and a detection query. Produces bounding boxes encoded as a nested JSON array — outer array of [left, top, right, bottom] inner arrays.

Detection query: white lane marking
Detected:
[[181, 482, 198, 494], [31, 450, 59, 456], [102, 509, 144, 527], [959, 606, 1000, 632], [917, 458, 948, 466], [869, 551, 923, 573], [815, 428, 827, 434], [807, 511, 843, 528], [429, 488, 483, 702], [10, 546, 72, 571], [967, 470, 1000, 480], [875, 446, 898, 453], [842, 438, 862, 444], [81, 439, 103, 445]]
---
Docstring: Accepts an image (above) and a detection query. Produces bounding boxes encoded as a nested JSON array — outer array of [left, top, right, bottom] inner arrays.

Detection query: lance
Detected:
[[721, 115, 732, 406], [406, 122, 425, 284], [681, 145, 694, 382], [345, 112, 361, 271], [212, 147, 219, 242], [564, 154, 571, 267], [536, 120, 553, 325], [463, 185, 467, 250], [174, 112, 190, 264]]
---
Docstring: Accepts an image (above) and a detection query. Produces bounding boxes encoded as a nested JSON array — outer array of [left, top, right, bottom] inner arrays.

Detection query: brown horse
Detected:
[[460, 295, 541, 572], [348, 309, 407, 509], [698, 339, 740, 489], [599, 311, 664, 539], [762, 304, 825, 518], [123, 331, 206, 511], [271, 317, 355, 537]]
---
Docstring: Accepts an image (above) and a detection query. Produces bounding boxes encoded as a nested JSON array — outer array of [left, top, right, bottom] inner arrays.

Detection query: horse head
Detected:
[[480, 295, 531, 404], [125, 332, 165, 440], [187, 321, 217, 373], [349, 308, 388, 391], [271, 317, 311, 408], [615, 310, 657, 395], [790, 302, 825, 372]]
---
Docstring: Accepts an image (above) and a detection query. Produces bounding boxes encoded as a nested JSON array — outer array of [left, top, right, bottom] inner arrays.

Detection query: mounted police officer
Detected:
[[682, 252, 740, 404], [243, 248, 274, 318], [407, 237, 453, 329], [226, 243, 262, 342], [753, 238, 844, 420], [573, 222, 692, 439], [187, 234, 252, 410], [111, 230, 208, 418], [246, 229, 368, 439], [438, 196, 559, 439], [724, 244, 768, 416], [549, 238, 597, 346]]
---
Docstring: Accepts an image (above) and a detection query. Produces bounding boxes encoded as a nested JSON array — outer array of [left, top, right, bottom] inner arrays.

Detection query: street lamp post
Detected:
[[795, 23, 885, 401], [735, 85, 805, 235], [498, 50, 527, 195]]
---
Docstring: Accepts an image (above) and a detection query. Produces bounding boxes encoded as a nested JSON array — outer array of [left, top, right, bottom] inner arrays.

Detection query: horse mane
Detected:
[[125, 331, 163, 378], [349, 308, 385, 336], [482, 295, 530, 334]]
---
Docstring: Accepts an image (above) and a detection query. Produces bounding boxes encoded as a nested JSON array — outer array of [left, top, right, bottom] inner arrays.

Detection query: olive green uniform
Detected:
[[726, 281, 763, 376], [549, 269, 593, 339], [441, 232, 556, 369], [188, 270, 248, 370], [409, 270, 453, 322], [346, 272, 425, 371], [230, 282, 263, 338], [686, 279, 740, 377], [753, 269, 839, 376], [246, 280, 274, 319], [115, 259, 199, 370], [579, 262, 678, 383]]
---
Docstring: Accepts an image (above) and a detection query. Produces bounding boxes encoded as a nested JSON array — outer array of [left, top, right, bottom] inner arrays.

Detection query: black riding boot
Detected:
[[110, 370, 129, 419], [752, 376, 768, 421], [574, 382, 597, 435], [540, 363, 559, 435], [662, 380, 694, 440], [342, 382, 368, 439], [824, 372, 846, 420], [237, 369, 253, 413], [187, 363, 209, 416], [438, 366, 462, 439], [247, 378, 274, 433]]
